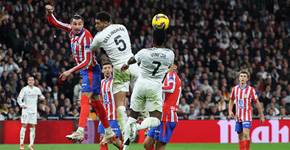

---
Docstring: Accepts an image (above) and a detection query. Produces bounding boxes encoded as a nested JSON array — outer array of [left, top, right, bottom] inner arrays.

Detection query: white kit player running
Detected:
[[17, 76, 45, 150], [90, 12, 139, 136], [120, 30, 175, 150]]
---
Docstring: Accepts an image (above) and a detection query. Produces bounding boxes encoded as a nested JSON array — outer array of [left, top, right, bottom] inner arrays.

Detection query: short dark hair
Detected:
[[102, 61, 112, 68], [153, 30, 166, 46], [96, 12, 111, 22], [173, 60, 179, 66], [70, 14, 84, 22]]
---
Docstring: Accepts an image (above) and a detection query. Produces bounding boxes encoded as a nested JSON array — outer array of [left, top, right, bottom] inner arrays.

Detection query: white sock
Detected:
[[123, 117, 137, 146], [30, 127, 35, 145], [117, 106, 128, 134], [20, 127, 26, 145], [137, 117, 160, 130], [77, 127, 84, 134]]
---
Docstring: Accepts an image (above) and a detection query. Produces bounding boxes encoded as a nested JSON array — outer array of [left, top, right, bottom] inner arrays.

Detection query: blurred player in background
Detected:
[[98, 61, 123, 150], [229, 70, 265, 150], [120, 30, 175, 150], [90, 12, 139, 137], [18, 76, 45, 150], [143, 60, 181, 150], [45, 5, 115, 144]]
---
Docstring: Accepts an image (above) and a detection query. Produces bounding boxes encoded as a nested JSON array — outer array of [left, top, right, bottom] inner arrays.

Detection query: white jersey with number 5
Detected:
[[90, 24, 133, 66], [135, 47, 174, 83], [17, 86, 44, 114]]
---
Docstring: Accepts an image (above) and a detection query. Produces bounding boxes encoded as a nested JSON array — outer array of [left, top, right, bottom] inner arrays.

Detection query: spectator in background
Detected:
[[178, 97, 190, 119], [73, 78, 82, 105], [4, 57, 20, 74]]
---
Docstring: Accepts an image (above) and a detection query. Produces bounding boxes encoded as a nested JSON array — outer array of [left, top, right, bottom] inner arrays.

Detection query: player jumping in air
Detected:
[[143, 60, 181, 150], [229, 70, 265, 150], [120, 30, 175, 150], [99, 61, 123, 150], [90, 12, 139, 137], [45, 5, 115, 144], [18, 76, 45, 150]]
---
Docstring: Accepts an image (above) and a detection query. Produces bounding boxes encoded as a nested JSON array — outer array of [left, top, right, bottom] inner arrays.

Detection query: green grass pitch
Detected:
[[0, 143, 290, 150]]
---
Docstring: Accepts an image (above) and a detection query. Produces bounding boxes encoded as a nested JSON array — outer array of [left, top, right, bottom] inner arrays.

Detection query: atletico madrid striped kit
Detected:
[[230, 84, 258, 122], [47, 14, 101, 95], [100, 77, 117, 120], [98, 76, 121, 137]]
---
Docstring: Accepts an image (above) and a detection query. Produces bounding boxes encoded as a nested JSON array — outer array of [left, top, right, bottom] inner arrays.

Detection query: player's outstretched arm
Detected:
[[254, 100, 265, 124], [121, 56, 136, 72], [45, 5, 72, 32]]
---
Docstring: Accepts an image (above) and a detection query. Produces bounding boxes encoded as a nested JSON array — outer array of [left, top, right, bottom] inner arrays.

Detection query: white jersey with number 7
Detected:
[[90, 24, 133, 66], [135, 48, 174, 83]]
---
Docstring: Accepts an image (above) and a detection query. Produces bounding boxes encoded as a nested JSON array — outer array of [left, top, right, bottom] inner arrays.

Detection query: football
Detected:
[[152, 13, 169, 30]]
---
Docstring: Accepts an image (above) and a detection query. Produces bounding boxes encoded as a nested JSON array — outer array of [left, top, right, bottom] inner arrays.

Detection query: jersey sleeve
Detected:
[[17, 88, 25, 107], [38, 88, 45, 99], [162, 72, 176, 93], [251, 88, 258, 102], [73, 36, 92, 71], [134, 50, 143, 64], [90, 34, 101, 51], [47, 14, 72, 33], [230, 87, 235, 101]]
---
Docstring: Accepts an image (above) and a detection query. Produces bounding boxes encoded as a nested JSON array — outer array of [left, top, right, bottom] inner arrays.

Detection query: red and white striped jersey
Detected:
[[230, 84, 258, 122], [100, 76, 117, 120], [161, 71, 182, 122], [47, 14, 98, 71]]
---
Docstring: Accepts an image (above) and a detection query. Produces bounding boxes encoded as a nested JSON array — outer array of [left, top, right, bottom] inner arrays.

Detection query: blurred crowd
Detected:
[[1, 0, 290, 121]]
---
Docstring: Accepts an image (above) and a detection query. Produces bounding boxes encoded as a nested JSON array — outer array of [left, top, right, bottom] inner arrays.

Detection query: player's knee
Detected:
[[143, 142, 153, 149], [22, 124, 27, 128]]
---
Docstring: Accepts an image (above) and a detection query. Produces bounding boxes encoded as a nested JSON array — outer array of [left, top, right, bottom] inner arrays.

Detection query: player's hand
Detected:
[[260, 114, 265, 124], [121, 64, 129, 72], [45, 5, 53, 14], [228, 111, 234, 119], [22, 105, 28, 109], [60, 70, 71, 81]]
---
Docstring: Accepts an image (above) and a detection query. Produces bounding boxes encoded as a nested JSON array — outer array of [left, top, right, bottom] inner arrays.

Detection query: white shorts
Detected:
[[130, 79, 162, 112], [113, 63, 139, 94], [21, 112, 37, 125]]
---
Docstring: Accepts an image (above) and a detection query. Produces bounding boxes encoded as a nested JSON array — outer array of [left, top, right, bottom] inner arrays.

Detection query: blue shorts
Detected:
[[80, 64, 101, 95], [235, 121, 251, 132], [147, 121, 177, 143], [98, 120, 121, 137]]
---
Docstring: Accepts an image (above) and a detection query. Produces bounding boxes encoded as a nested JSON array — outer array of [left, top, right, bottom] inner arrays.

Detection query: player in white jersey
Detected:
[[17, 76, 45, 150], [90, 12, 139, 136], [120, 30, 175, 150]]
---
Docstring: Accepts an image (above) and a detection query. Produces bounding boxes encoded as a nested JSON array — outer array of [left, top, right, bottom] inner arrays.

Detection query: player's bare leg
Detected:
[[155, 140, 167, 150], [20, 124, 27, 150], [66, 92, 93, 141], [28, 124, 35, 150], [243, 128, 251, 150], [143, 136, 155, 150], [114, 91, 128, 136], [90, 95, 116, 146]]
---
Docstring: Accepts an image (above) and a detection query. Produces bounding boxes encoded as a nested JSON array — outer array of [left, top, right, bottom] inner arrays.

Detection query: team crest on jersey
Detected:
[[238, 99, 245, 109]]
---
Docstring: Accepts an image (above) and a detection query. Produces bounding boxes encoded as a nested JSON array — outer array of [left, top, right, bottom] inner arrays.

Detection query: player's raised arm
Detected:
[[120, 56, 137, 72], [162, 72, 175, 93], [45, 5, 72, 32]]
